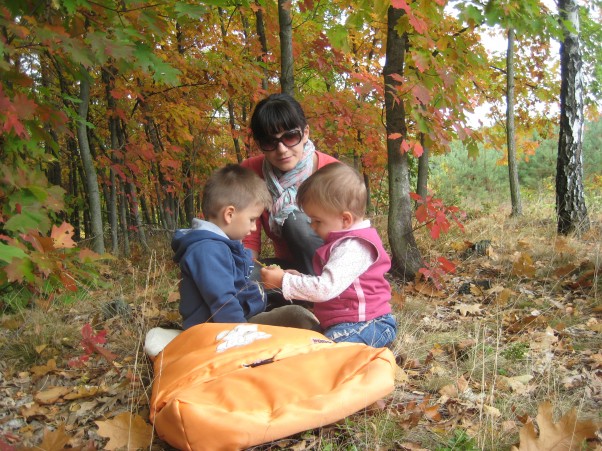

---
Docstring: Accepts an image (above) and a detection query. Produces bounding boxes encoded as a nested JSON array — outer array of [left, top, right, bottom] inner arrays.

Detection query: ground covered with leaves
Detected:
[[1, 208, 601, 450]]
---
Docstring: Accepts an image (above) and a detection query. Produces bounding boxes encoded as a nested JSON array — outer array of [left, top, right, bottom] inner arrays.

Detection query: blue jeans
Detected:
[[324, 313, 397, 348]]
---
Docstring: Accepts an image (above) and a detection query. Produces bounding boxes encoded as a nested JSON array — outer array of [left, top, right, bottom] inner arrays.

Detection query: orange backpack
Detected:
[[149, 323, 396, 450]]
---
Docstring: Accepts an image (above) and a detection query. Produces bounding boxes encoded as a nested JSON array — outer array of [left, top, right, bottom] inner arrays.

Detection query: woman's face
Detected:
[[261, 126, 310, 173]]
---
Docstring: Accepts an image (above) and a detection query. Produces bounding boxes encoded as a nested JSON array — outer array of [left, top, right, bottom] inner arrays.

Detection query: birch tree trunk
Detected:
[[278, 0, 294, 95], [506, 27, 523, 216], [384, 6, 423, 280], [76, 70, 105, 254], [556, 0, 589, 234]]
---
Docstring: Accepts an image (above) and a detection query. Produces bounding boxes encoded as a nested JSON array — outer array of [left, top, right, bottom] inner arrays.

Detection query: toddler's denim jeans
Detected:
[[324, 313, 397, 348]]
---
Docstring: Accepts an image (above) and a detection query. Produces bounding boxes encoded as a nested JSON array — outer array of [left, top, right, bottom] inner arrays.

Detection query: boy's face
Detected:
[[302, 201, 352, 240], [224, 202, 265, 241]]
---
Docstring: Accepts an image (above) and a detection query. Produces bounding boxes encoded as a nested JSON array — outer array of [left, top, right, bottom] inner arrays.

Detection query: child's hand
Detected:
[[260, 266, 285, 289]]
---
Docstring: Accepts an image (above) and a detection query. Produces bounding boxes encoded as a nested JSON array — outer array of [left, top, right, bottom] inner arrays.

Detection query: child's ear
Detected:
[[222, 205, 235, 225], [341, 211, 354, 229]]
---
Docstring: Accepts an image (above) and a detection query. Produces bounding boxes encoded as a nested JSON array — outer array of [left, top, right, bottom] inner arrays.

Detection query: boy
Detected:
[[261, 163, 397, 348], [172, 164, 320, 331]]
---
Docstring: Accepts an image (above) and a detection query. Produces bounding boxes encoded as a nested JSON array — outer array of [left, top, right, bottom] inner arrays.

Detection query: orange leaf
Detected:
[[34, 386, 70, 404], [29, 424, 71, 451], [51, 222, 76, 249], [95, 412, 153, 451], [512, 401, 601, 450]]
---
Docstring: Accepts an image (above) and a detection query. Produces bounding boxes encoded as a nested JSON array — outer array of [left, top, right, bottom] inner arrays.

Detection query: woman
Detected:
[[241, 93, 339, 277]]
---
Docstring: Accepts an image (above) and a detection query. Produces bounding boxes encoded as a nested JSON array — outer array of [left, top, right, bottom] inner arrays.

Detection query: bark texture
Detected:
[[506, 28, 522, 216], [76, 71, 105, 254], [278, 0, 294, 95], [556, 0, 589, 234], [384, 6, 423, 280]]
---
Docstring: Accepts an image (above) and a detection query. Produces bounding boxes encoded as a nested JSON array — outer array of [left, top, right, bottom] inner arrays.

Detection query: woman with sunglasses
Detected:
[[241, 93, 339, 287]]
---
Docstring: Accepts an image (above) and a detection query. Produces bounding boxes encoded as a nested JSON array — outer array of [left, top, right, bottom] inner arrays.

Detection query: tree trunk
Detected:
[[416, 133, 429, 200], [102, 65, 120, 254], [218, 8, 244, 162], [384, 6, 423, 280], [506, 28, 523, 217], [119, 188, 130, 257], [278, 0, 294, 95], [556, 0, 589, 234], [68, 138, 81, 241], [76, 70, 105, 254], [254, 0, 269, 91], [128, 181, 149, 250]]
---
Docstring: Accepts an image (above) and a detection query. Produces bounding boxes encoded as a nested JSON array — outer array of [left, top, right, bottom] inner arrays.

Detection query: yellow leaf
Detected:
[[492, 288, 515, 306], [34, 386, 70, 404], [512, 401, 601, 450], [512, 253, 536, 278], [31, 359, 57, 378], [96, 412, 153, 451]]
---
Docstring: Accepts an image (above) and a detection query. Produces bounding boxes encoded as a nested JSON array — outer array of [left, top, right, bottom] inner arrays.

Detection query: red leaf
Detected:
[[391, 0, 411, 14], [429, 223, 441, 239], [388, 133, 402, 140], [413, 141, 424, 157], [415, 205, 428, 223], [437, 257, 456, 274], [400, 139, 411, 154]]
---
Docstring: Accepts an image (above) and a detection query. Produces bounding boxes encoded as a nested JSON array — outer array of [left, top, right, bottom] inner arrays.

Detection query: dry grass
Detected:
[[0, 199, 600, 450]]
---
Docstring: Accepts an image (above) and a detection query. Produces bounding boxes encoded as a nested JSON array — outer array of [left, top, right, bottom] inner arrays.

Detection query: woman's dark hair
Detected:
[[250, 93, 307, 141]]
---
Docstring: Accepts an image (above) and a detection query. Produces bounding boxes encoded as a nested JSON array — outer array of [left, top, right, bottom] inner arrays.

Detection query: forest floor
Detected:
[[0, 203, 601, 450]]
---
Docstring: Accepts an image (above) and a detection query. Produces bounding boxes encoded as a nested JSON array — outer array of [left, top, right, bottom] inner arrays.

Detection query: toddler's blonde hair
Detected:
[[297, 162, 366, 219]]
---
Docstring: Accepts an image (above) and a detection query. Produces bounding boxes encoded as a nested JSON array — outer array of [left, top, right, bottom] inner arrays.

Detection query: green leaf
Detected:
[[326, 24, 349, 51], [0, 242, 28, 263], [4, 210, 49, 234], [174, 2, 208, 19]]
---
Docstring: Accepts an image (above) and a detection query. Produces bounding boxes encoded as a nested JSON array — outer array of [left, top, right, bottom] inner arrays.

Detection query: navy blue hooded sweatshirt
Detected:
[[172, 219, 265, 329]]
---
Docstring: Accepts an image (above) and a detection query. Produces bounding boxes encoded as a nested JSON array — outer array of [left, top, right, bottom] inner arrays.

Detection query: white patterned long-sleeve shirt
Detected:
[[281, 221, 377, 302]]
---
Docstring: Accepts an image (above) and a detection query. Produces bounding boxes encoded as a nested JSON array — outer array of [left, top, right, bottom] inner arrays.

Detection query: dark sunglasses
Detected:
[[256, 129, 303, 152]]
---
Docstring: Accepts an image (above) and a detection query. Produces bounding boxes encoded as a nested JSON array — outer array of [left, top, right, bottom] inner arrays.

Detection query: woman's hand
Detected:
[[260, 266, 285, 289]]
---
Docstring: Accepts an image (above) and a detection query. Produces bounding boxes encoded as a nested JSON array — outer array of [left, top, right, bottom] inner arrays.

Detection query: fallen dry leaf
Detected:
[[455, 303, 483, 316], [395, 365, 409, 384], [34, 386, 71, 405], [511, 252, 536, 278], [412, 281, 446, 298], [95, 412, 153, 450], [31, 359, 57, 378], [512, 401, 601, 450], [19, 424, 71, 451]]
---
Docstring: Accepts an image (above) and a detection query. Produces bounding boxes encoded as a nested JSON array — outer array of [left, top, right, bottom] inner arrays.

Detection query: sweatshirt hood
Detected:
[[171, 219, 243, 263]]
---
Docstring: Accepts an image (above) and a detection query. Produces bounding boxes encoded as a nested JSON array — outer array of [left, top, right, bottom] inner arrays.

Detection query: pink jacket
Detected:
[[312, 228, 392, 328]]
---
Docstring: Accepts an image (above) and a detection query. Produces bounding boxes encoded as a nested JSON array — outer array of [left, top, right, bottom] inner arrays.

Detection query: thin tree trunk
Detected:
[[119, 188, 130, 257], [278, 0, 294, 95], [384, 6, 423, 280], [68, 138, 81, 241], [102, 65, 120, 254], [506, 28, 522, 217], [255, 1, 269, 91], [76, 70, 105, 254], [128, 181, 149, 250], [556, 0, 589, 234], [140, 195, 152, 227], [416, 133, 429, 200]]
